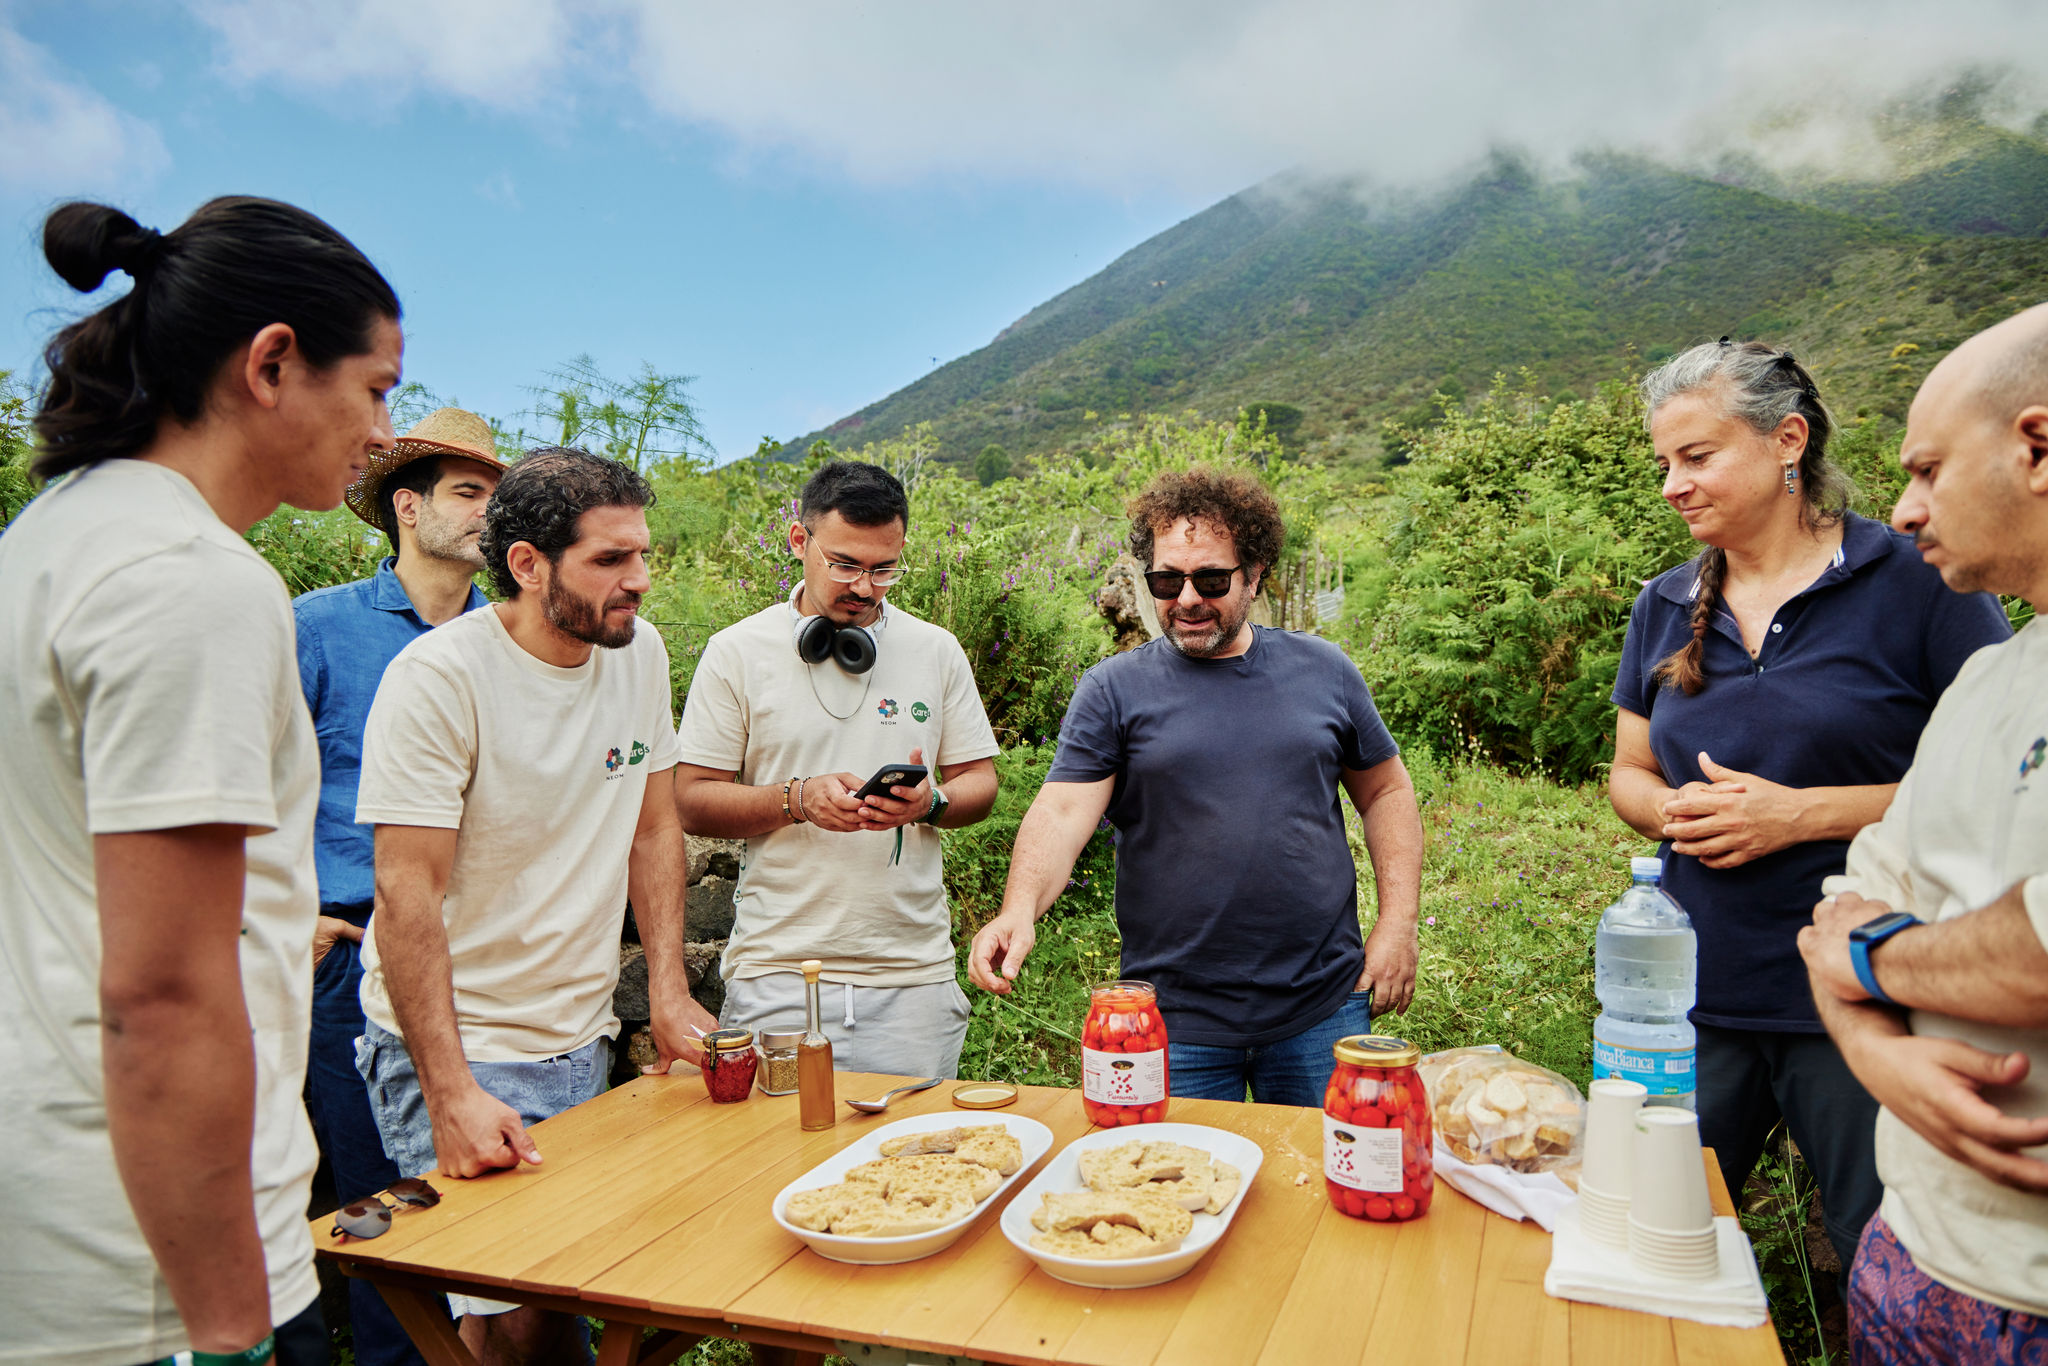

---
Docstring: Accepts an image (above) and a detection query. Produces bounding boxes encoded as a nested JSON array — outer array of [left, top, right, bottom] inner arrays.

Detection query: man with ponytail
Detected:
[[1608, 340, 2010, 1283], [0, 198, 401, 1366], [1799, 302, 2048, 1362]]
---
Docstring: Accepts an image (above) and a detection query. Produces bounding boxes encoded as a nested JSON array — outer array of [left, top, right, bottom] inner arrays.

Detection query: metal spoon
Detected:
[[847, 1077, 943, 1114]]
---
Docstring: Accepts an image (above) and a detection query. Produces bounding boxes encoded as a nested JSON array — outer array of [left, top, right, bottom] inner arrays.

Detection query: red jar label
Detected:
[[1324, 1112, 1402, 1193], [1083, 1046, 1166, 1105]]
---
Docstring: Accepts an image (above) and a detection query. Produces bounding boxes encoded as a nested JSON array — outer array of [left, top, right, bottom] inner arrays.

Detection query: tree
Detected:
[[530, 355, 710, 473], [1, 371, 36, 528], [974, 443, 1013, 487]]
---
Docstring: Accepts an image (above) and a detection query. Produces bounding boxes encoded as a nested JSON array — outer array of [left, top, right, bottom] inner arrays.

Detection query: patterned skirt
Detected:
[[1849, 1211, 2048, 1365]]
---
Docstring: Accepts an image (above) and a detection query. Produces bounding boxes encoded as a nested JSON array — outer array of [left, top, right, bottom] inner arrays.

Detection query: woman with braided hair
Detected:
[[1608, 339, 2011, 1280]]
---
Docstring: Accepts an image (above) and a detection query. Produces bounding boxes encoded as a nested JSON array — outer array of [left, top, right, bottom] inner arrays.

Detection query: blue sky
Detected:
[[2, 2, 2036, 462], [0, 5, 1211, 461]]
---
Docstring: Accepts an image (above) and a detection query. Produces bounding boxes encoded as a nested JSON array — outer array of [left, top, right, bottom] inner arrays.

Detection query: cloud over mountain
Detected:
[[180, 0, 2048, 194]]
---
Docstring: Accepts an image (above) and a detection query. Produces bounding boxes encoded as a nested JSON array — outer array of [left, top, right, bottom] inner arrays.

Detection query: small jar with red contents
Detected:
[[698, 1028, 759, 1104], [1081, 980, 1168, 1126], [1323, 1034, 1433, 1222]]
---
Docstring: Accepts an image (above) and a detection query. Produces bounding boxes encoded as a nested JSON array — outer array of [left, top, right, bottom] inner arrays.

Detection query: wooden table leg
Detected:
[[752, 1348, 826, 1366], [373, 1283, 477, 1366], [594, 1322, 703, 1366]]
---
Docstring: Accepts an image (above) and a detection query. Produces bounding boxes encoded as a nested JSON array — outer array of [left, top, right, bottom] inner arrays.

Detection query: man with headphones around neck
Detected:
[[675, 461, 1000, 1079]]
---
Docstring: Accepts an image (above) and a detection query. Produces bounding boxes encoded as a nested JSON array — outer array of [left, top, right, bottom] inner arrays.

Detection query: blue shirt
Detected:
[[294, 558, 487, 909], [1612, 512, 2011, 1031], [1047, 627, 1401, 1048]]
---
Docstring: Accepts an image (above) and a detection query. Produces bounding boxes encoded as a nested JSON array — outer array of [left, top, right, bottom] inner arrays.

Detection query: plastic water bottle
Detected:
[[1592, 856, 1697, 1109]]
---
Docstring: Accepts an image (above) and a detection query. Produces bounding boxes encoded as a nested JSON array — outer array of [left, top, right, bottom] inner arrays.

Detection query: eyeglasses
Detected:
[[1143, 566, 1242, 600], [821, 559, 907, 588], [330, 1177, 441, 1240]]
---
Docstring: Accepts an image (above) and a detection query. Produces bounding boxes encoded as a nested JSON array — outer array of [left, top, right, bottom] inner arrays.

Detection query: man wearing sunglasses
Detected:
[[970, 467, 1424, 1107], [675, 461, 999, 1080]]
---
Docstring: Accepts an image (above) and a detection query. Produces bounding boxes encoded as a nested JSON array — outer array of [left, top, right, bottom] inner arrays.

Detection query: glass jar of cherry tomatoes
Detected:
[[1081, 980, 1168, 1126], [1323, 1035, 1433, 1222]]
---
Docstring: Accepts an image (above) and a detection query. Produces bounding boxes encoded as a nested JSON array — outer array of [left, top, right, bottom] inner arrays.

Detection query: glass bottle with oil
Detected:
[[799, 958, 835, 1131]]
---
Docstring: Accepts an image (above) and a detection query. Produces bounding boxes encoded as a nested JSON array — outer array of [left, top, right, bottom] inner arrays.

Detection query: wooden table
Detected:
[[313, 1072, 1785, 1366]]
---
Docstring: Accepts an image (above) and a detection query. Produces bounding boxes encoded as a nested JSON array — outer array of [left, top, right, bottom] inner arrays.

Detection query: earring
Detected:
[[1784, 465, 1798, 495]]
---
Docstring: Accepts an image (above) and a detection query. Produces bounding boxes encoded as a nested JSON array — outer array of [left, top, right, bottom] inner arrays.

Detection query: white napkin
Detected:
[[1433, 1141, 1577, 1231], [1544, 1204, 1769, 1328]]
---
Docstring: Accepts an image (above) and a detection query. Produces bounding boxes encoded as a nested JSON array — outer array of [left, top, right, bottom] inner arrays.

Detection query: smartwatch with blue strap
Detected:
[[1847, 911, 1921, 1006]]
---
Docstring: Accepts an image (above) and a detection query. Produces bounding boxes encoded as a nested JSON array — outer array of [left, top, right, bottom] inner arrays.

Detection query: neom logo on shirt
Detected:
[[877, 698, 899, 720], [2021, 736, 2046, 780]]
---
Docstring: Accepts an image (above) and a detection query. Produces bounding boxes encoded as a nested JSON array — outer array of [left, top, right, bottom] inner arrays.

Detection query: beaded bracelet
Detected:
[[780, 778, 797, 823]]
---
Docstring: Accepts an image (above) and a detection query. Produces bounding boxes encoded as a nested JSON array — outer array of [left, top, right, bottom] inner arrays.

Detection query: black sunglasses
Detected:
[[1143, 565, 1242, 601], [330, 1177, 441, 1240]]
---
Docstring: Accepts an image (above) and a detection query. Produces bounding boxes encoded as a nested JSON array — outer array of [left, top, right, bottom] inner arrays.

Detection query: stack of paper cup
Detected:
[[1578, 1078, 1645, 1248], [1626, 1108, 1718, 1280]]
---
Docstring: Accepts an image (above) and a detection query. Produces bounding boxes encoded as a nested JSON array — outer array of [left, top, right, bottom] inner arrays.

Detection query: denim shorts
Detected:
[[355, 1020, 611, 1317]]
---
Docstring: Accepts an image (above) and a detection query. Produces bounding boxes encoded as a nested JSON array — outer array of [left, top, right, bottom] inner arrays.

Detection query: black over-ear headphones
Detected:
[[793, 614, 878, 674]]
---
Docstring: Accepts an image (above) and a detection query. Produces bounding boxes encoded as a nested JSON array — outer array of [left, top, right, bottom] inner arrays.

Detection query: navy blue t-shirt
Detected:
[[1047, 627, 1400, 1047], [1612, 513, 2010, 1031]]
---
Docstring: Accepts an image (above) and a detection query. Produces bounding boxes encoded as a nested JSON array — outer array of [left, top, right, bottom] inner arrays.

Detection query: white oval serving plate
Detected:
[[998, 1122, 1266, 1289], [769, 1109, 1055, 1265]]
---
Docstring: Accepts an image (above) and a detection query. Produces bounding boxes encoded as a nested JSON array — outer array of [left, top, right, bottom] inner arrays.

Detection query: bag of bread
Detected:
[[1418, 1046, 1584, 1186]]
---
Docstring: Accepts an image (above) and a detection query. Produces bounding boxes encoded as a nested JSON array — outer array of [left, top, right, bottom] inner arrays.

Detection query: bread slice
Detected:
[[1030, 1222, 1172, 1259], [830, 1188, 978, 1237], [845, 1153, 1001, 1203], [1029, 1190, 1193, 1245]]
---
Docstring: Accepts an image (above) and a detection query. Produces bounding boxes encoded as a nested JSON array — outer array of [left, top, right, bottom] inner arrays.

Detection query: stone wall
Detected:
[[612, 833, 742, 1077]]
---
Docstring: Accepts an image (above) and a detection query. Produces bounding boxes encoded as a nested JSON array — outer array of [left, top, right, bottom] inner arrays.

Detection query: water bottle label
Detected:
[[1592, 1040, 1696, 1095]]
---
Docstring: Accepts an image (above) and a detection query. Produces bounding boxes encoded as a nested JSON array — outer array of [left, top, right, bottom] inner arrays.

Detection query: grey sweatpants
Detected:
[[720, 972, 970, 1080]]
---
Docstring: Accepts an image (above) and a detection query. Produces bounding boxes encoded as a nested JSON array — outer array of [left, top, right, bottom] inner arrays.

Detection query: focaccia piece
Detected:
[[1029, 1190, 1193, 1245], [953, 1128, 1024, 1176], [829, 1188, 977, 1238], [1030, 1222, 1173, 1259], [844, 1153, 1000, 1203], [786, 1184, 863, 1232]]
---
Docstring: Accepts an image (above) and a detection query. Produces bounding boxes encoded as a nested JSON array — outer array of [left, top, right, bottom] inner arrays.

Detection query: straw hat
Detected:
[[344, 407, 507, 530]]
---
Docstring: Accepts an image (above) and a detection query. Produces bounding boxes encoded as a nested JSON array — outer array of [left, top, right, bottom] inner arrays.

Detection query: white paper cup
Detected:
[[1628, 1108, 1713, 1234], [1578, 1184, 1631, 1250], [1628, 1219, 1719, 1282], [1581, 1078, 1648, 1201]]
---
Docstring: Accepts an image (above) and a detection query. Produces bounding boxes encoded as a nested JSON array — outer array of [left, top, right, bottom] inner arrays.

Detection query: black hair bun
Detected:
[[43, 202, 162, 293]]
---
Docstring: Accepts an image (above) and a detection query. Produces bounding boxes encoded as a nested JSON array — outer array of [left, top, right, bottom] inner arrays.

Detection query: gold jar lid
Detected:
[[1332, 1034, 1419, 1068], [950, 1082, 1019, 1110], [701, 1027, 755, 1053]]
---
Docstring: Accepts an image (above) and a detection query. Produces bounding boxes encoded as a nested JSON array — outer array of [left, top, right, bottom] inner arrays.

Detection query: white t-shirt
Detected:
[[1832, 617, 2048, 1314], [357, 607, 681, 1062], [0, 460, 320, 1366], [675, 598, 999, 986]]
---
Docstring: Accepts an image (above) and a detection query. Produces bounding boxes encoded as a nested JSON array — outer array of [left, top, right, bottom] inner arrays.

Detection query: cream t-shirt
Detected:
[[1831, 616, 2048, 1315], [0, 460, 320, 1366], [356, 607, 680, 1062], [676, 598, 999, 986]]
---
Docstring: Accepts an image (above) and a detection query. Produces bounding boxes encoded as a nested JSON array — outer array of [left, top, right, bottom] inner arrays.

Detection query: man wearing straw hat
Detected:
[[1800, 303, 2048, 1363], [292, 407, 502, 1366]]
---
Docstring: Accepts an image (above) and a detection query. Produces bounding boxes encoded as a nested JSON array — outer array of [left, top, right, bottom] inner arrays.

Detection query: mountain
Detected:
[[789, 114, 2048, 470]]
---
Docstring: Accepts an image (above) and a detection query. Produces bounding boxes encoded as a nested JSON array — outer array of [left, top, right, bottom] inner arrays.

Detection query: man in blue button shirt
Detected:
[[294, 407, 502, 1366]]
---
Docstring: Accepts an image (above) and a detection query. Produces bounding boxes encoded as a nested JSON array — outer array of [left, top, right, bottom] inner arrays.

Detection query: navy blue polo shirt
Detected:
[[1048, 627, 1400, 1047], [1612, 512, 2010, 1031], [295, 558, 488, 911]]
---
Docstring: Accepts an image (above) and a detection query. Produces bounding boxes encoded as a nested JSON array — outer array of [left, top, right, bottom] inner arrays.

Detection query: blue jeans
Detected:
[[307, 906, 429, 1366], [1168, 989, 1374, 1107]]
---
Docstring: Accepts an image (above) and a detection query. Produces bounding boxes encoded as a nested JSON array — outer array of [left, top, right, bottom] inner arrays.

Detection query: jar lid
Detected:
[[759, 1027, 806, 1049], [1332, 1034, 1420, 1068], [702, 1027, 755, 1053], [950, 1082, 1019, 1110]]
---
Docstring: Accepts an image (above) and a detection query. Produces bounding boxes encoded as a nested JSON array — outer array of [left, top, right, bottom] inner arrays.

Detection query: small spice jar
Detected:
[[756, 1027, 804, 1096], [1323, 1034, 1434, 1222], [698, 1028, 758, 1104], [1081, 979, 1168, 1127]]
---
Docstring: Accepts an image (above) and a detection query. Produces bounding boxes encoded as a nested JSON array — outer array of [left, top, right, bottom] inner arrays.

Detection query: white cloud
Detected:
[[180, 0, 2048, 196], [188, 0, 584, 108], [0, 25, 168, 193]]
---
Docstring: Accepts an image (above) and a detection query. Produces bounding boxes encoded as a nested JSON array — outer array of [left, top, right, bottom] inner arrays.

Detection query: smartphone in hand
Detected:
[[853, 763, 929, 801]]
